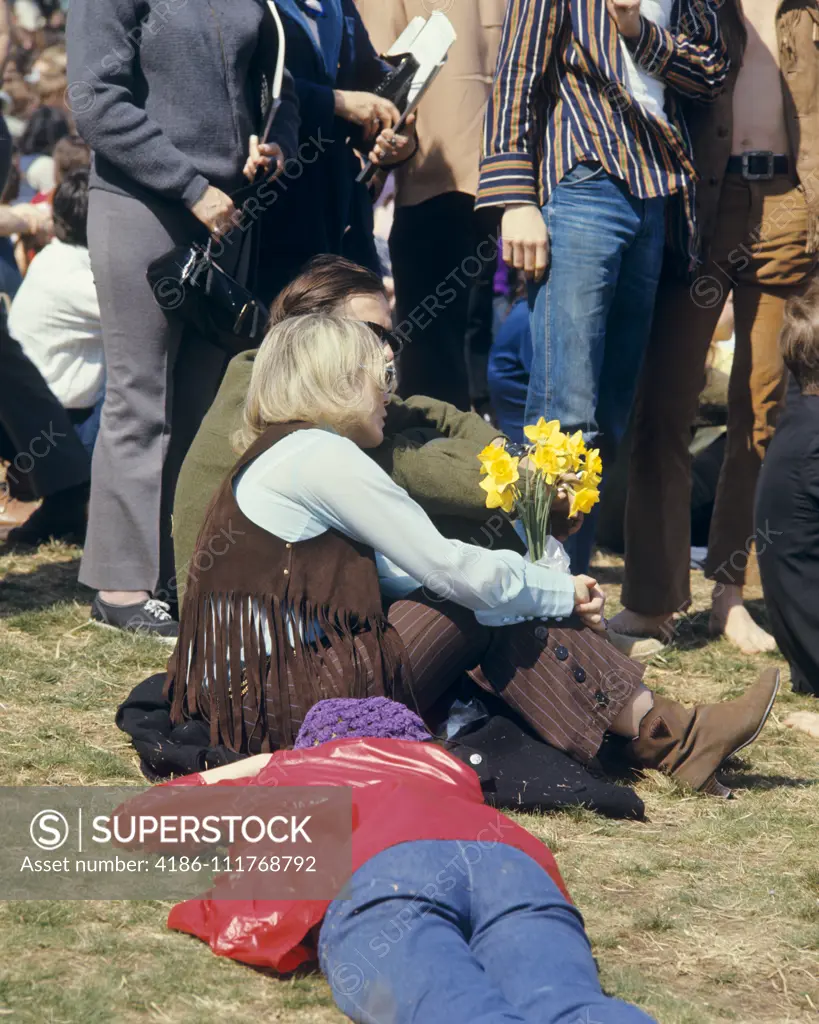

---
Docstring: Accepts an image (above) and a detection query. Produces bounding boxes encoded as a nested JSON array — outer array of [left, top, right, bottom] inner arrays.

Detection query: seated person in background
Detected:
[[173, 255, 675, 663], [168, 313, 780, 799], [31, 133, 89, 204], [16, 103, 69, 200], [172, 255, 511, 608], [756, 278, 819, 698], [17, 128, 87, 274], [162, 696, 656, 1024], [29, 41, 69, 116], [10, 167, 102, 457]]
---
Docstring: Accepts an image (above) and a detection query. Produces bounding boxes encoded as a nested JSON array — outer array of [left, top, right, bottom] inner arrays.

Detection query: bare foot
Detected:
[[608, 607, 675, 642], [783, 711, 819, 740], [709, 584, 776, 655], [606, 628, 664, 663]]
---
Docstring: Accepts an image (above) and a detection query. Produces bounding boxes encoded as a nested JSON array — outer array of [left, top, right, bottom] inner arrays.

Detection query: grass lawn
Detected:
[[0, 541, 818, 1024]]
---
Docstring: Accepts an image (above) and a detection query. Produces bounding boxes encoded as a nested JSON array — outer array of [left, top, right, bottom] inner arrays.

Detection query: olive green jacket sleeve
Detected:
[[172, 351, 255, 604], [173, 364, 508, 606], [369, 395, 503, 520]]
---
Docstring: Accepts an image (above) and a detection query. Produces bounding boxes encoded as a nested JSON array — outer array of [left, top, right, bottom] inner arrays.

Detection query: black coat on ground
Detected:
[[117, 675, 645, 820]]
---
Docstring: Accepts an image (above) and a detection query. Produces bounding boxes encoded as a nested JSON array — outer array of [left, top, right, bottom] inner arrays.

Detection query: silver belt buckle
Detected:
[[742, 151, 775, 181]]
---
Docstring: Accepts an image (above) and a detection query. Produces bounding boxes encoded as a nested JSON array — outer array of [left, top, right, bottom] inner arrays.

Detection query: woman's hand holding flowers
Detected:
[[573, 574, 606, 632]]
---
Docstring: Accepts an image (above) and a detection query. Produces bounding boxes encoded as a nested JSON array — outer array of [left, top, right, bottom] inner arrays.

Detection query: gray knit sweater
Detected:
[[67, 0, 299, 207]]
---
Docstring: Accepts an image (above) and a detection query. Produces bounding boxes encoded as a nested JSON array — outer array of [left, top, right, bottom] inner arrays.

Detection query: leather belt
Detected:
[[725, 152, 789, 181]]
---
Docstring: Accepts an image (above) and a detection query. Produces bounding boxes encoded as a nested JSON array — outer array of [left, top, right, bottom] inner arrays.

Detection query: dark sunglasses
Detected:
[[363, 321, 398, 390], [364, 320, 396, 345]]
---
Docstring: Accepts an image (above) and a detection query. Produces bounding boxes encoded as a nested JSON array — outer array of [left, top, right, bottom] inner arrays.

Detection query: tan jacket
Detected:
[[686, 0, 819, 256], [355, 0, 507, 207]]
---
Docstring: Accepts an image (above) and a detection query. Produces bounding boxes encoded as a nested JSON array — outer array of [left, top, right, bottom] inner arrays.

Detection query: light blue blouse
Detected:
[[234, 428, 576, 623]]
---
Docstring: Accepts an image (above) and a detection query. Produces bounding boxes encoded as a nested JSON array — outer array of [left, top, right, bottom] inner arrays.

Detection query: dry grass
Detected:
[[0, 542, 818, 1023]]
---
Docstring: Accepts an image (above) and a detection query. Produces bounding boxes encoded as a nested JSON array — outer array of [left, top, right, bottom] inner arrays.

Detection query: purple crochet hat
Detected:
[[294, 697, 431, 749]]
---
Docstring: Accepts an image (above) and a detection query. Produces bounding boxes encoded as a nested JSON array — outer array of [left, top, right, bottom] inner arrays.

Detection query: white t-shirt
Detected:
[[620, 0, 673, 125], [10, 238, 104, 410]]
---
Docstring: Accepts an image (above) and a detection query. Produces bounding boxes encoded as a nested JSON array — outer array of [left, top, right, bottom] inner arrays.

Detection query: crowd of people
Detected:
[[1, 0, 819, 1021]]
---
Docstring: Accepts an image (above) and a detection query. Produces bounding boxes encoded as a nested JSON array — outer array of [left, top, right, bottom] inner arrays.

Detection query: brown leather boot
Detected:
[[629, 668, 780, 796]]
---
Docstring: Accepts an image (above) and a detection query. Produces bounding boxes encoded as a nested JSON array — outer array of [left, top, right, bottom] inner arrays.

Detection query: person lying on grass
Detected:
[[163, 696, 658, 1024], [166, 314, 780, 798]]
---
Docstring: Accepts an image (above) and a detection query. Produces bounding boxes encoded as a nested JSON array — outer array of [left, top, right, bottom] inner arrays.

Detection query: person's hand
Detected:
[[15, 202, 52, 235], [573, 574, 607, 632], [606, 0, 642, 39], [243, 135, 284, 182], [368, 113, 416, 167], [501, 204, 549, 281], [334, 90, 400, 141], [190, 185, 238, 238], [550, 480, 585, 541]]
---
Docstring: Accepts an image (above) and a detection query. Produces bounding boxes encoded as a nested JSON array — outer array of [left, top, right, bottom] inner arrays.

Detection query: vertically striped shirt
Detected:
[[476, 0, 729, 266]]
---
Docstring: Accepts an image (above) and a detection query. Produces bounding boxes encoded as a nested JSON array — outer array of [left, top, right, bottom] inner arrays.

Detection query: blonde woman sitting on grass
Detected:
[[167, 315, 780, 798]]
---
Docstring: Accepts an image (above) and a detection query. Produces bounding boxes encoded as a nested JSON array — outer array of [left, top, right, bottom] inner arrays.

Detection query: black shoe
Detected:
[[5, 483, 88, 548], [90, 595, 179, 641]]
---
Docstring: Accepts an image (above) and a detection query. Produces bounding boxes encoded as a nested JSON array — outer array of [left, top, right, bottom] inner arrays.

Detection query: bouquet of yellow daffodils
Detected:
[[477, 418, 602, 562]]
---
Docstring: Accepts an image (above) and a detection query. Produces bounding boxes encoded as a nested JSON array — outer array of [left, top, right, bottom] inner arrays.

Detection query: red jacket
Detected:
[[166, 738, 570, 972]]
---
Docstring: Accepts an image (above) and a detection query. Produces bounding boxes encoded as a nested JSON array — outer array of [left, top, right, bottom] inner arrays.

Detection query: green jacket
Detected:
[[173, 350, 522, 605]]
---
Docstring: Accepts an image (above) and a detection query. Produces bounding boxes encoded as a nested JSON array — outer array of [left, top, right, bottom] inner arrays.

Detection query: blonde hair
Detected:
[[236, 313, 391, 452]]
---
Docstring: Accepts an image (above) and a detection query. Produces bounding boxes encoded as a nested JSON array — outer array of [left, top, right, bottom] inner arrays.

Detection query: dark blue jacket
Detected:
[[756, 383, 819, 696], [257, 0, 386, 301]]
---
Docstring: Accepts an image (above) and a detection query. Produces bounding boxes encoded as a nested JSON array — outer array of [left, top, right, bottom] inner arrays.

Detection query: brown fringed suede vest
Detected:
[[166, 422, 410, 753]]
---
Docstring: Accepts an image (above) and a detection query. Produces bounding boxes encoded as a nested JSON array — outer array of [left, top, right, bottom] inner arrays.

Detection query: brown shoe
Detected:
[[629, 668, 780, 795]]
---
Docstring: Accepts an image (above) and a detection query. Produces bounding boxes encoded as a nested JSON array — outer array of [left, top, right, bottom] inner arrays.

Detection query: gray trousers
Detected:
[[80, 189, 233, 596]]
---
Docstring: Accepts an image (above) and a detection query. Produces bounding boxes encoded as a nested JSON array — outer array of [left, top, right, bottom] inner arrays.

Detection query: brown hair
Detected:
[[780, 276, 819, 394], [269, 254, 385, 325], [52, 134, 90, 183]]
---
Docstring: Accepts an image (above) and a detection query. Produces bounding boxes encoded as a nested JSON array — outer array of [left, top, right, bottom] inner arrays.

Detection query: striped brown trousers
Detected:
[[247, 591, 645, 763], [389, 591, 645, 764]]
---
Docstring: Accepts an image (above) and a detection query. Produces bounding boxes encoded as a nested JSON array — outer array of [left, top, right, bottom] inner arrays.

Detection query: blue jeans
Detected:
[[527, 165, 666, 572], [72, 393, 104, 459], [319, 840, 655, 1024], [488, 298, 533, 443]]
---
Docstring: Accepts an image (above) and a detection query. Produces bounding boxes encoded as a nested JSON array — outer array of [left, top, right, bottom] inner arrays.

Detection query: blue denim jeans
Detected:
[[527, 165, 666, 572], [319, 840, 655, 1024]]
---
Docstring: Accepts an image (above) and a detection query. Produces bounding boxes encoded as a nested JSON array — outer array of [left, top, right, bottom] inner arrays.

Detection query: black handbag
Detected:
[[147, 237, 269, 356], [145, 0, 285, 356]]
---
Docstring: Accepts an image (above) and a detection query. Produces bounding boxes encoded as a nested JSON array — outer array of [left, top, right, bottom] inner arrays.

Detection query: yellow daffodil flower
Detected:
[[584, 448, 602, 477], [580, 448, 603, 487], [477, 442, 507, 476], [563, 430, 587, 472], [570, 486, 600, 517], [529, 443, 566, 484], [486, 452, 520, 490], [480, 476, 516, 513], [524, 417, 563, 447]]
